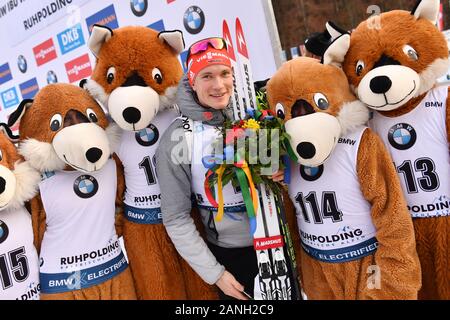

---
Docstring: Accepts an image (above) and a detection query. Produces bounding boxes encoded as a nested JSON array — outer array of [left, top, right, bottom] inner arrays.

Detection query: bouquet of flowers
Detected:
[[204, 88, 293, 221]]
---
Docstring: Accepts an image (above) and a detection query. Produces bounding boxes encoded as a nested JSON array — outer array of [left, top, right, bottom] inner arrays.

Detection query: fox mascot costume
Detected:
[[8, 84, 136, 300], [266, 35, 421, 299], [0, 124, 41, 300], [83, 25, 217, 299], [329, 0, 449, 299]]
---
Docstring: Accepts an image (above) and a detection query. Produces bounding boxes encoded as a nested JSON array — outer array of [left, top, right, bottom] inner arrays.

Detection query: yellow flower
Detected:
[[243, 119, 260, 130]]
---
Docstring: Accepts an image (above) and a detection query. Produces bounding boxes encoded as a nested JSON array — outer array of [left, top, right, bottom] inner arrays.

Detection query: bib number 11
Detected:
[[139, 156, 157, 186]]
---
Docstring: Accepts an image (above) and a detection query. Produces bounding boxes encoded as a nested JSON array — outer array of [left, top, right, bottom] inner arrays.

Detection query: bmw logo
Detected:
[[183, 6, 205, 35], [300, 165, 324, 182], [388, 123, 417, 150], [135, 124, 159, 147], [47, 70, 58, 84], [0, 220, 9, 244], [17, 55, 27, 73], [130, 0, 148, 17], [73, 175, 99, 199]]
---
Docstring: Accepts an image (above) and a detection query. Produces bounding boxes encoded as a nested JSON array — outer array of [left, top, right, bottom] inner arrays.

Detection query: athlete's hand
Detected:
[[215, 270, 249, 300], [269, 170, 284, 182]]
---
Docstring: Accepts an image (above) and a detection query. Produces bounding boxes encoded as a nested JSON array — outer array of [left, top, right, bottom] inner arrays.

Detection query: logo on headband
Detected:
[[183, 6, 205, 34]]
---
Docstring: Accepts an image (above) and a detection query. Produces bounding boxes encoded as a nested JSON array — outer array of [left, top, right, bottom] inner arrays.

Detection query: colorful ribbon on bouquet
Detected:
[[204, 159, 259, 224]]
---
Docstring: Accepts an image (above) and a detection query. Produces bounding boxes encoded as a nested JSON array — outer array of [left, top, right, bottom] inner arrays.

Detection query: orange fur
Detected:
[[18, 84, 109, 143], [0, 132, 21, 169], [89, 26, 217, 300], [267, 56, 420, 299], [267, 57, 355, 119], [17, 84, 136, 300], [91, 26, 182, 96], [342, 5, 450, 300], [356, 129, 421, 299], [343, 11, 448, 102]]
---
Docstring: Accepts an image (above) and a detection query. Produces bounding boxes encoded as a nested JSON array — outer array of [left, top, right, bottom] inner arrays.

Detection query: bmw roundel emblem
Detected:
[[73, 175, 99, 199], [17, 55, 27, 73], [130, 0, 148, 17], [388, 123, 417, 150], [300, 165, 324, 182], [0, 220, 9, 244], [135, 124, 159, 147], [183, 6, 205, 35], [47, 70, 58, 84]]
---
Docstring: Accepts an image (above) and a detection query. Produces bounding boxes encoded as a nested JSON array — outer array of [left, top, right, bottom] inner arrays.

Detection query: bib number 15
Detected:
[[0, 247, 30, 289]]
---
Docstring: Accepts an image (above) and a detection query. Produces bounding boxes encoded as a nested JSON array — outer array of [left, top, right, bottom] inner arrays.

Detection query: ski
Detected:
[[234, 18, 258, 115], [230, 17, 299, 300], [222, 20, 246, 121], [273, 189, 302, 300]]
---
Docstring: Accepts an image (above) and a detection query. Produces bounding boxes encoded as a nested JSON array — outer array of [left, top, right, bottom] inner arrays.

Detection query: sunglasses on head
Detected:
[[186, 37, 227, 62]]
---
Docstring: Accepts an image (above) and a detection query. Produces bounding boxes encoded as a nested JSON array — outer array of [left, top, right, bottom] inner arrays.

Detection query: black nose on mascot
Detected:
[[85, 147, 103, 163], [0, 177, 5, 194], [122, 107, 141, 124], [370, 76, 392, 94], [297, 142, 316, 159]]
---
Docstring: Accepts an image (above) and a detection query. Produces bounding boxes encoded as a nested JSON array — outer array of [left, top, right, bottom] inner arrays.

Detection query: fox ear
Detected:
[[411, 0, 440, 24], [322, 34, 350, 67], [0, 123, 19, 143], [158, 30, 185, 54], [88, 24, 113, 57], [7, 99, 33, 128], [326, 21, 347, 41]]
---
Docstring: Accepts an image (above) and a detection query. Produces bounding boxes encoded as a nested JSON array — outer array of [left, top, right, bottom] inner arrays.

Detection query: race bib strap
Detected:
[[40, 251, 128, 294], [124, 204, 163, 224], [301, 237, 378, 263]]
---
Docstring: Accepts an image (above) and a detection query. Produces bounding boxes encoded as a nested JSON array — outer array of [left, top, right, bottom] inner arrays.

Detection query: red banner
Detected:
[[254, 235, 284, 250]]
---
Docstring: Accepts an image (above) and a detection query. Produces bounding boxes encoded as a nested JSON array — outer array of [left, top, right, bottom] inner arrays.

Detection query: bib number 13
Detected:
[[397, 157, 439, 194]]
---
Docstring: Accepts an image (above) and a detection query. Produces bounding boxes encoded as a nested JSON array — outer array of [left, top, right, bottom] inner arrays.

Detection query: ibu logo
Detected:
[[135, 124, 159, 147], [73, 175, 99, 199], [300, 165, 324, 181], [388, 123, 417, 150], [57, 23, 85, 55], [1, 87, 19, 109]]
